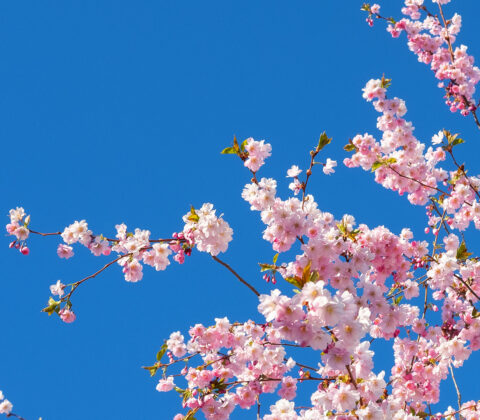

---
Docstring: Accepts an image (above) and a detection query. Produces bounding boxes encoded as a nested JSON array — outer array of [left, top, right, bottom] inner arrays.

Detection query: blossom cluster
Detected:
[[6, 207, 30, 255], [6, 203, 233, 324], [5, 2, 480, 419], [145, 123, 480, 418], [364, 1, 480, 118], [346, 78, 480, 233]]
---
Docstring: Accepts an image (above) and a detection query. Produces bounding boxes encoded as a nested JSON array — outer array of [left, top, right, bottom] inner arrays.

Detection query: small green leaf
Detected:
[[156, 342, 168, 362], [221, 146, 237, 154], [142, 365, 159, 377], [187, 206, 199, 223], [233, 135, 240, 153], [302, 260, 312, 284], [309, 270, 319, 283], [185, 411, 198, 420], [456, 241, 472, 261], [371, 161, 384, 172], [343, 143, 357, 152], [240, 139, 248, 152], [336, 222, 346, 234], [380, 75, 392, 89], [317, 132, 332, 151], [259, 263, 273, 272], [272, 253, 279, 265], [451, 137, 465, 147], [285, 276, 302, 289], [42, 297, 60, 316]]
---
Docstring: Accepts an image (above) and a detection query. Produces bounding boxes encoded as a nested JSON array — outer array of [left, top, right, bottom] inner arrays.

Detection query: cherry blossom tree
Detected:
[[5, 1, 480, 419]]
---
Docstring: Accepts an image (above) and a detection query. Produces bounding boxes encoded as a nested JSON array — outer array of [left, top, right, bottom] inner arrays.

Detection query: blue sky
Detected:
[[2, 1, 480, 419]]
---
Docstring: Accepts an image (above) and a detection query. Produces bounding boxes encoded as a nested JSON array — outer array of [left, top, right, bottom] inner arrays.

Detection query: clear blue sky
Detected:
[[2, 1, 480, 419]]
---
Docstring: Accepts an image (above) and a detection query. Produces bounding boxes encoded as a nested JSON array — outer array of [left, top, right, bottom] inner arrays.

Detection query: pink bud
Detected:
[[20, 246, 30, 255]]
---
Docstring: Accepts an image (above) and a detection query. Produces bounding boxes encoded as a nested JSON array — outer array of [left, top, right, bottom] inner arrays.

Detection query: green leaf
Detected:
[[240, 139, 248, 152], [42, 297, 60, 316], [142, 365, 159, 377], [317, 132, 332, 151], [456, 240, 472, 261], [343, 143, 357, 152], [284, 276, 302, 289], [187, 206, 199, 223], [302, 260, 312, 285], [380, 75, 392, 89], [394, 295, 403, 306], [185, 411, 198, 420], [259, 263, 273, 272], [156, 342, 168, 362], [443, 130, 465, 147], [451, 137, 465, 147], [233, 135, 241, 153], [360, 3, 371, 12], [221, 146, 237, 154], [371, 161, 384, 172], [309, 270, 319, 283], [336, 222, 346, 234], [272, 253, 279, 265]]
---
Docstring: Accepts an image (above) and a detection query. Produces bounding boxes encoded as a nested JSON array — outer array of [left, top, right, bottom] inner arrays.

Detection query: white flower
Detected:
[[323, 158, 337, 175], [286, 165, 302, 178], [432, 130, 444, 144]]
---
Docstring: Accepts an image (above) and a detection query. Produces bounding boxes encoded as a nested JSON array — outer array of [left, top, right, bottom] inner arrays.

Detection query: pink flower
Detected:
[[370, 4, 380, 14], [244, 138, 272, 173], [156, 376, 175, 392], [57, 244, 74, 259], [182, 203, 233, 256], [59, 308, 76, 323], [278, 376, 297, 400], [14, 226, 29, 241]]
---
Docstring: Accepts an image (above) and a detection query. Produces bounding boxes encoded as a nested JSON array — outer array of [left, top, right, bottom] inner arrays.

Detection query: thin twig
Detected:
[[28, 229, 61, 236], [6, 413, 26, 420], [211, 254, 260, 297], [447, 149, 480, 201], [449, 362, 462, 411], [387, 165, 450, 197], [454, 274, 480, 301], [61, 254, 130, 302]]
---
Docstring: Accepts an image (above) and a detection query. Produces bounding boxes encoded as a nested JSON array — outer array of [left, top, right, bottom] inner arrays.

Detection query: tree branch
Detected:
[[211, 254, 260, 297]]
